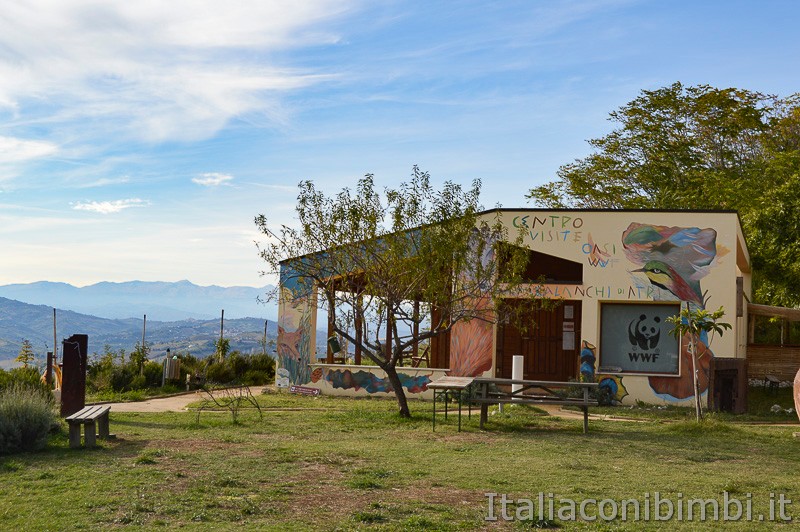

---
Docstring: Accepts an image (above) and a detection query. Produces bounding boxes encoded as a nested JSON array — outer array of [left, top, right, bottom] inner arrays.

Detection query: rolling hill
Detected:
[[0, 296, 326, 368], [0, 280, 277, 321]]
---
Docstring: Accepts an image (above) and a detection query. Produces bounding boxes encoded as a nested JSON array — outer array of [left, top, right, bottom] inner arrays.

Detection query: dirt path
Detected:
[[104, 385, 270, 413]]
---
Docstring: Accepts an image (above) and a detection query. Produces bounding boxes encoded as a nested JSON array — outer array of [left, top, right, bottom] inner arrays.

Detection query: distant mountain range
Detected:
[[0, 280, 277, 321], [0, 295, 327, 368]]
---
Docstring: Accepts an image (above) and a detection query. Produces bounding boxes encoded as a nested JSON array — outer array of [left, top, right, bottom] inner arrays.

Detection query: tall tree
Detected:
[[256, 167, 538, 417], [16, 339, 35, 368], [528, 82, 800, 305]]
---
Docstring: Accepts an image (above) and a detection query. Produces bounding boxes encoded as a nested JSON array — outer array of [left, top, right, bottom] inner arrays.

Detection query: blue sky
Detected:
[[1, 0, 799, 287]]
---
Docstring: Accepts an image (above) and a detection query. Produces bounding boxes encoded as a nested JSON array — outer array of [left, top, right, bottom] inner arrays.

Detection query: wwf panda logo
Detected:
[[628, 314, 661, 350]]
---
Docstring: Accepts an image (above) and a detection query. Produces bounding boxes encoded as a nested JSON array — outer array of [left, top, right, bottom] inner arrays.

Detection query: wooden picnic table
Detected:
[[428, 376, 475, 432], [472, 377, 599, 433]]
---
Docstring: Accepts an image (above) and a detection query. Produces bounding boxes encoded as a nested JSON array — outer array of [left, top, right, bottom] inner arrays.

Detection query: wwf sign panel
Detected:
[[599, 303, 680, 375]]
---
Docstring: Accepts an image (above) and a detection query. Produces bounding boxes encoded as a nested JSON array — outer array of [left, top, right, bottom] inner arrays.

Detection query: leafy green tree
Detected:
[[666, 305, 731, 422], [130, 342, 149, 375], [256, 167, 538, 417], [15, 339, 35, 369], [215, 337, 230, 363], [528, 82, 800, 305]]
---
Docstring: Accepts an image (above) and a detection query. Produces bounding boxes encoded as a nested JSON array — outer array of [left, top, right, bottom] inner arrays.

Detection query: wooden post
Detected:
[[263, 320, 268, 357], [45, 352, 53, 386], [781, 319, 786, 346], [354, 297, 363, 365], [412, 300, 420, 366], [326, 286, 335, 363], [141, 314, 147, 374], [69, 423, 81, 448], [53, 308, 57, 365]]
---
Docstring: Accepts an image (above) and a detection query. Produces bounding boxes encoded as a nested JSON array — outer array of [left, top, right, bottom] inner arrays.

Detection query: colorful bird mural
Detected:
[[622, 223, 719, 401], [633, 260, 704, 306], [623, 223, 717, 308]]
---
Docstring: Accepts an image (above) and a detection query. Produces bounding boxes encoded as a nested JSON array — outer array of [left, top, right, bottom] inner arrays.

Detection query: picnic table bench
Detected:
[[65, 405, 113, 448], [472, 378, 599, 433], [428, 376, 475, 432]]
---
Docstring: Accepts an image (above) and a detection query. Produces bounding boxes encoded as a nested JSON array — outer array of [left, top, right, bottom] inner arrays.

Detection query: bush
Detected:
[[0, 367, 51, 398], [0, 383, 59, 455], [206, 362, 235, 385], [142, 361, 162, 388]]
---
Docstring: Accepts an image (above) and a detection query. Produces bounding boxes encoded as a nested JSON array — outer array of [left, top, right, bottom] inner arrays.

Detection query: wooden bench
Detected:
[[65, 405, 112, 448], [472, 378, 599, 433]]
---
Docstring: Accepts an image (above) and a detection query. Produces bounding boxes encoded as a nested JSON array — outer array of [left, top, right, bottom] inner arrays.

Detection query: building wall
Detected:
[[483, 210, 750, 405], [306, 364, 449, 399], [276, 210, 751, 406]]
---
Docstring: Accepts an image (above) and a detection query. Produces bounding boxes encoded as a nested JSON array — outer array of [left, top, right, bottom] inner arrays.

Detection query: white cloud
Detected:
[[192, 172, 234, 186], [77, 176, 130, 188], [0, 136, 58, 162], [72, 198, 149, 214], [0, 1, 355, 142]]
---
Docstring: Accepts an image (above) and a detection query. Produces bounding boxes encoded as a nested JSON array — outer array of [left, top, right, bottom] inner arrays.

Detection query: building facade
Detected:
[[276, 209, 751, 408]]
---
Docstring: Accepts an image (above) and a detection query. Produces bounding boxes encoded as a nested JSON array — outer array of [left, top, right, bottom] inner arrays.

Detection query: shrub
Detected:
[[142, 361, 162, 388], [0, 367, 51, 398], [0, 383, 59, 455], [206, 362, 235, 384]]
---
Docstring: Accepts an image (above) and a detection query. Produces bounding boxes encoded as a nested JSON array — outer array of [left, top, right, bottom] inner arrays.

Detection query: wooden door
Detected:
[[497, 301, 581, 381]]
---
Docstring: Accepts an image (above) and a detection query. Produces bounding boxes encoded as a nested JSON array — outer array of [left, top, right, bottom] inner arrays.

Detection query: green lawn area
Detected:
[[1, 390, 799, 530], [567, 386, 799, 423]]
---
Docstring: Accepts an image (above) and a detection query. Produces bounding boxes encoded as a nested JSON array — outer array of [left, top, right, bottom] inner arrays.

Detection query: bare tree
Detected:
[[256, 167, 540, 417]]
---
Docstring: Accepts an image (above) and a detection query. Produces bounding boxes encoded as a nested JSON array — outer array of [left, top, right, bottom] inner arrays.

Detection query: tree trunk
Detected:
[[383, 363, 411, 418], [690, 335, 703, 422]]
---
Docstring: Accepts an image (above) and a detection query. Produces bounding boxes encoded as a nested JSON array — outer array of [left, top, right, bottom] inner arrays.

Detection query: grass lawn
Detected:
[[566, 386, 799, 423], [1, 390, 799, 530]]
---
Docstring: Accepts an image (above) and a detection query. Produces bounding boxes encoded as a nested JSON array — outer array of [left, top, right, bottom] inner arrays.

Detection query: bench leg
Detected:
[[69, 423, 82, 448], [480, 403, 488, 430], [98, 413, 110, 439], [84, 421, 97, 447], [582, 406, 588, 434], [432, 390, 436, 432]]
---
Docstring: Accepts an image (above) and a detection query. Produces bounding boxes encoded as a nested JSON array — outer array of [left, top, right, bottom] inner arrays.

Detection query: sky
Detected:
[[1, 0, 799, 288]]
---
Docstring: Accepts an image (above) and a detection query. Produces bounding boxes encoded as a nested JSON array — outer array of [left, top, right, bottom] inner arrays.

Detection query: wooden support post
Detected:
[[98, 413, 110, 439], [432, 390, 436, 431], [326, 285, 335, 364], [84, 421, 96, 447], [412, 300, 420, 364], [582, 386, 589, 434], [480, 403, 488, 430], [69, 423, 82, 448], [354, 300, 363, 365], [385, 306, 393, 361]]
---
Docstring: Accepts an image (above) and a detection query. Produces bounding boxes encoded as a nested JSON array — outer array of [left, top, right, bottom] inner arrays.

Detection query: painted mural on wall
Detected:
[[597, 374, 628, 404], [310, 366, 433, 394], [448, 228, 498, 377], [623, 223, 717, 307], [449, 297, 494, 377], [622, 222, 719, 401], [277, 268, 316, 387], [579, 340, 596, 382]]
